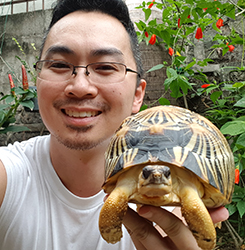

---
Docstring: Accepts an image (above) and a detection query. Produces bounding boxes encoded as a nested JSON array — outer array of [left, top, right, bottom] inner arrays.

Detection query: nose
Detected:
[[64, 68, 98, 98]]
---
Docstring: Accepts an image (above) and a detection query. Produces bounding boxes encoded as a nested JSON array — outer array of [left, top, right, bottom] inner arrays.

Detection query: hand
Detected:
[[123, 205, 229, 250]]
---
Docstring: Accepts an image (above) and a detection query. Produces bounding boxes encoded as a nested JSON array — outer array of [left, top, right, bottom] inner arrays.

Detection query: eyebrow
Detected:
[[44, 45, 75, 58], [90, 48, 124, 59], [43, 45, 125, 61]]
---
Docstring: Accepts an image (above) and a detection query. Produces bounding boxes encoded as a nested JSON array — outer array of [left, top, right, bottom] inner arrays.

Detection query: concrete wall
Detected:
[[0, 2, 244, 102], [0, 9, 52, 94]]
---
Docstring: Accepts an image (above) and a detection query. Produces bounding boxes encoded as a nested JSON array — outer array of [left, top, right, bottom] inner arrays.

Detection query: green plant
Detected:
[[136, 0, 243, 108], [0, 69, 36, 134], [12, 37, 37, 83]]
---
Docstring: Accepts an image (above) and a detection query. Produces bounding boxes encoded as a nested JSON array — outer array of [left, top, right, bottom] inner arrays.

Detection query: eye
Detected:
[[92, 63, 119, 74], [45, 61, 72, 73]]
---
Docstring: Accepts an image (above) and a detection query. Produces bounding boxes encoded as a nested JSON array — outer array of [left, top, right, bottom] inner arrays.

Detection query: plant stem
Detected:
[[0, 94, 27, 129], [241, 17, 244, 69]]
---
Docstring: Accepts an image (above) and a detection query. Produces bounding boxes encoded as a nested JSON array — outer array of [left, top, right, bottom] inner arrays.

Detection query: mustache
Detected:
[[53, 99, 110, 112]]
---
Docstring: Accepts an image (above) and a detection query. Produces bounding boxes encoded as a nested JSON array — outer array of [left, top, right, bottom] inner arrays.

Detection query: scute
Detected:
[[104, 105, 235, 202]]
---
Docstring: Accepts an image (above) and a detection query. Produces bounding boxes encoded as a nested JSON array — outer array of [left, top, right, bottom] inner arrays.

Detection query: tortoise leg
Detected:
[[180, 186, 216, 250], [99, 178, 135, 244]]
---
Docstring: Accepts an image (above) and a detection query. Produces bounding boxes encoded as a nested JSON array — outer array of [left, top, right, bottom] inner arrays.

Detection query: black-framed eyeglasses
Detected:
[[34, 60, 141, 84]]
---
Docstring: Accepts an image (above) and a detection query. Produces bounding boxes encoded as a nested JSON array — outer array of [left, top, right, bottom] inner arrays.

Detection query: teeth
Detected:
[[65, 110, 98, 118]]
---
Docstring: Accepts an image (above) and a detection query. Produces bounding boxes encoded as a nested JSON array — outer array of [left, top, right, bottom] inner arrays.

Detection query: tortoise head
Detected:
[[138, 165, 172, 197]]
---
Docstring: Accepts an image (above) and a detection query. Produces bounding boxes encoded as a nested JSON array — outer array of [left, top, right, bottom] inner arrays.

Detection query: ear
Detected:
[[131, 79, 146, 114]]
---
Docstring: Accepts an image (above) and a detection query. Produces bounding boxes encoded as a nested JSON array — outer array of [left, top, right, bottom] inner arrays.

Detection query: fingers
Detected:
[[138, 206, 201, 250], [123, 205, 227, 250], [123, 207, 178, 250], [208, 206, 229, 224]]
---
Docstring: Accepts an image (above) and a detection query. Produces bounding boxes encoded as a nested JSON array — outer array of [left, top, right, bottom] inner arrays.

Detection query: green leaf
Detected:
[[169, 79, 182, 98], [164, 77, 175, 90], [20, 100, 34, 110], [221, 121, 245, 136], [144, 8, 151, 21], [210, 91, 222, 103], [148, 19, 157, 26], [135, 21, 146, 31], [223, 4, 236, 19], [181, 8, 191, 22], [158, 97, 170, 105], [166, 67, 178, 79], [234, 97, 245, 107], [0, 125, 30, 134], [185, 60, 196, 71], [14, 88, 27, 95], [162, 7, 172, 19], [177, 75, 193, 94], [237, 200, 245, 218], [160, 30, 171, 45], [191, 9, 199, 21], [5, 95, 15, 104], [0, 104, 10, 111], [233, 82, 245, 88], [140, 104, 148, 111], [212, 22, 222, 33], [146, 64, 164, 73], [0, 111, 5, 123], [222, 46, 229, 56], [236, 133, 245, 148], [238, 0, 245, 8], [226, 203, 237, 216]]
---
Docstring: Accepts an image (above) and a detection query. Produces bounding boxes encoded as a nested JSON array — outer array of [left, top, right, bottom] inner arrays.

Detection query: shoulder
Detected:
[[0, 135, 50, 208], [0, 160, 7, 207]]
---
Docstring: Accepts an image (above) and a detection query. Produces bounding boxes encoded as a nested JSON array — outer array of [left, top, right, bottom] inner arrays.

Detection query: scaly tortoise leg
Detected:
[[180, 186, 216, 250], [99, 175, 136, 244]]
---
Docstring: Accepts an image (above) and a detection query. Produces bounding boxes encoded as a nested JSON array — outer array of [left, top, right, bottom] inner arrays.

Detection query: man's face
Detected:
[[37, 11, 145, 151]]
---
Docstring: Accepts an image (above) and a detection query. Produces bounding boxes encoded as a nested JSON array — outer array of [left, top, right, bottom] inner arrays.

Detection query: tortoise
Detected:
[[99, 105, 235, 250]]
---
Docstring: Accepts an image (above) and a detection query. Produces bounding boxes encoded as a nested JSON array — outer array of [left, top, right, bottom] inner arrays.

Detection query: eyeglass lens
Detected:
[[35, 60, 130, 84]]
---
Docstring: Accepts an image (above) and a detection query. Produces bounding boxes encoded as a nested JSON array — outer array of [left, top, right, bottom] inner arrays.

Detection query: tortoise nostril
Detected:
[[142, 166, 152, 179]]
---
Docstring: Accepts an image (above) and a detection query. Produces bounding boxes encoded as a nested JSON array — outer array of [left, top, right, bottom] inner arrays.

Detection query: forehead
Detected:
[[42, 11, 134, 63]]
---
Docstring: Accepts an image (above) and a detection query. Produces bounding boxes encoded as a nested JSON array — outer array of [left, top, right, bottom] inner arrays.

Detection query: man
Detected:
[[0, 0, 229, 249]]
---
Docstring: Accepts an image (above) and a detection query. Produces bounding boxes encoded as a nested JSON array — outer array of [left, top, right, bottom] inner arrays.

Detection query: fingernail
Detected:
[[138, 206, 152, 218]]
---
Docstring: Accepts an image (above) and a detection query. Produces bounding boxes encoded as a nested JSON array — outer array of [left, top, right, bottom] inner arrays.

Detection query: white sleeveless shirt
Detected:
[[0, 135, 135, 250]]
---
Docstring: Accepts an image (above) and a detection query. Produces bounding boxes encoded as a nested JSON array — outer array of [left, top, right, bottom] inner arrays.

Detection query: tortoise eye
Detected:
[[142, 166, 153, 179]]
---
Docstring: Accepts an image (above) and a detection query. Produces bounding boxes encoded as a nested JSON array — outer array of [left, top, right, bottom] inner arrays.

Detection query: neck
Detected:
[[49, 135, 109, 197]]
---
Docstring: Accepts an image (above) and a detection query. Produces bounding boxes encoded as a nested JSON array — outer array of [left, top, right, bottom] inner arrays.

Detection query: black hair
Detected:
[[40, 0, 143, 84]]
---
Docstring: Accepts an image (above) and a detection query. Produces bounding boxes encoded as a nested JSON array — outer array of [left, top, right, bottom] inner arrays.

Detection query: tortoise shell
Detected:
[[103, 105, 235, 205]]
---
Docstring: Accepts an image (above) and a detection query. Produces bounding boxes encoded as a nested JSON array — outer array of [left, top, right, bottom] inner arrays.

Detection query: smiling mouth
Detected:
[[63, 109, 101, 118]]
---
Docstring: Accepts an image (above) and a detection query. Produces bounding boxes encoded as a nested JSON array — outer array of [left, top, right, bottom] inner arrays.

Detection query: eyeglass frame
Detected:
[[33, 60, 141, 83]]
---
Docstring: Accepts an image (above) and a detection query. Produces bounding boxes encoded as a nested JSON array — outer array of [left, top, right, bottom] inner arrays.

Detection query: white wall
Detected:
[[0, 0, 55, 16]]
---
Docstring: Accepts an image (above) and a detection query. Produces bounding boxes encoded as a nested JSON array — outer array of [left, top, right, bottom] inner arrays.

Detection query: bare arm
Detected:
[[0, 160, 7, 207]]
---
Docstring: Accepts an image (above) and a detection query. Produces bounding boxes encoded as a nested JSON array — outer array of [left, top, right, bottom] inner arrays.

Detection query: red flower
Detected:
[[216, 18, 224, 29], [8, 74, 15, 95], [228, 44, 235, 52], [149, 34, 156, 45], [187, 15, 191, 18], [178, 18, 181, 28], [235, 169, 240, 184], [203, 8, 208, 12], [201, 84, 210, 88], [195, 27, 203, 40], [168, 47, 174, 56], [21, 65, 29, 90], [148, 2, 154, 8], [144, 31, 149, 38]]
